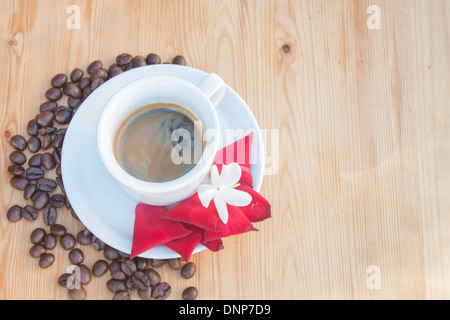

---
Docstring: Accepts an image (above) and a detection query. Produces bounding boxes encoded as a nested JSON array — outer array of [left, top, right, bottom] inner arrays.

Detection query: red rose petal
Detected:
[[163, 195, 219, 232], [201, 238, 224, 252], [131, 203, 192, 259], [203, 205, 257, 243], [164, 224, 203, 262], [235, 185, 271, 223]]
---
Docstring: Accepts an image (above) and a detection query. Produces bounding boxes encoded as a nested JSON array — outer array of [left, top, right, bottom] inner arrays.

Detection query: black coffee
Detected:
[[114, 103, 204, 182]]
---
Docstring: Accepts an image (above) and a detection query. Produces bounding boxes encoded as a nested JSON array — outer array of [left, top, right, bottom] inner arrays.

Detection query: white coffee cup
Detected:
[[97, 74, 225, 206]]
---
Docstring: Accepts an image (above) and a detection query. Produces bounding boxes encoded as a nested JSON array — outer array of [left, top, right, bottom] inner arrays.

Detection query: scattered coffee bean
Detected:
[[43, 233, 57, 250], [131, 271, 150, 290], [79, 264, 92, 285], [135, 258, 147, 271], [82, 87, 92, 100], [182, 287, 198, 300], [51, 74, 67, 88], [68, 96, 82, 109], [146, 53, 161, 65], [132, 55, 147, 67], [68, 287, 87, 300], [87, 60, 102, 74], [39, 101, 58, 113], [58, 273, 72, 288], [69, 248, 84, 265], [90, 67, 108, 81], [70, 68, 84, 83], [33, 191, 49, 210], [151, 259, 167, 268], [28, 154, 42, 167], [107, 279, 127, 293], [37, 178, 57, 192], [52, 133, 64, 149], [10, 135, 27, 151], [113, 291, 131, 300], [6, 205, 22, 222], [60, 233, 76, 250], [77, 77, 91, 90], [168, 258, 181, 270], [111, 270, 127, 281], [24, 184, 37, 200], [30, 190, 43, 202], [50, 224, 66, 237], [120, 260, 137, 276], [172, 55, 186, 66], [42, 152, 56, 170], [180, 262, 196, 279], [91, 235, 105, 251], [56, 176, 65, 193], [9, 151, 26, 165], [30, 228, 46, 244], [49, 194, 65, 208], [39, 253, 55, 269], [27, 119, 40, 136], [10, 175, 29, 190], [144, 268, 161, 286], [64, 82, 82, 98], [36, 111, 54, 127], [41, 135, 52, 150], [109, 64, 123, 78], [92, 260, 108, 277], [21, 205, 38, 221], [104, 245, 120, 260], [116, 53, 133, 66], [122, 64, 133, 71], [8, 164, 25, 176], [38, 126, 56, 135], [29, 244, 46, 258], [26, 167, 44, 180], [45, 87, 62, 101], [55, 108, 72, 125], [138, 287, 153, 300], [27, 136, 41, 153], [43, 206, 57, 225], [118, 251, 130, 259], [90, 77, 104, 91], [125, 277, 137, 291], [53, 148, 62, 164], [77, 229, 92, 245], [152, 282, 171, 300]]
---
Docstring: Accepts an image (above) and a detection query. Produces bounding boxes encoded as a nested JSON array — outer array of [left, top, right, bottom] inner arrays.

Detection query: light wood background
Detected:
[[1, 0, 449, 300]]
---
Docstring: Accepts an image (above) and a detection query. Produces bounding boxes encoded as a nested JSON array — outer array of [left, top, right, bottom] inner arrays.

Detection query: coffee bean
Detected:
[[70, 68, 84, 83], [45, 87, 62, 101], [27, 119, 40, 136], [27, 136, 41, 153], [180, 262, 196, 279], [24, 184, 37, 200], [58, 273, 71, 288], [64, 82, 82, 98], [122, 64, 133, 71], [151, 259, 167, 268], [109, 64, 123, 78], [182, 287, 198, 300], [109, 260, 122, 273], [144, 268, 161, 286], [69, 248, 84, 265], [39, 253, 55, 269], [52, 133, 64, 149], [113, 291, 131, 300], [30, 190, 42, 202], [10, 176, 29, 190], [43, 233, 57, 250], [50, 224, 66, 236], [91, 235, 105, 251], [68, 287, 87, 300], [28, 154, 42, 167], [78, 264, 92, 285], [49, 194, 65, 208], [125, 277, 137, 291], [152, 282, 171, 300], [55, 108, 72, 125], [38, 126, 56, 136], [41, 152, 56, 170], [41, 135, 52, 150], [120, 260, 137, 276], [168, 258, 181, 270], [106, 279, 127, 293], [30, 228, 46, 244], [146, 53, 161, 65], [172, 55, 186, 66], [90, 77, 104, 91], [77, 77, 91, 90], [26, 167, 44, 180], [43, 206, 57, 226], [90, 67, 108, 81], [131, 271, 150, 290], [116, 53, 133, 66], [132, 55, 147, 68], [9, 151, 26, 165], [56, 176, 65, 193], [37, 178, 57, 192], [92, 260, 108, 277], [6, 205, 22, 222], [111, 270, 127, 281], [138, 287, 153, 300], [67, 96, 82, 109], [29, 244, 46, 258], [33, 192, 49, 210], [81, 87, 92, 100], [39, 101, 58, 113], [53, 147, 62, 163], [51, 73, 67, 88], [87, 60, 102, 74], [36, 111, 54, 127], [60, 233, 76, 250], [10, 135, 27, 151], [104, 245, 120, 260], [8, 164, 25, 176], [118, 251, 130, 259], [76, 229, 92, 245], [135, 258, 147, 271]]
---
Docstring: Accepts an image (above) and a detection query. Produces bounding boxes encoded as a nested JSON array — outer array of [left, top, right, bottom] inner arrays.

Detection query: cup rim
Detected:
[[97, 75, 221, 193]]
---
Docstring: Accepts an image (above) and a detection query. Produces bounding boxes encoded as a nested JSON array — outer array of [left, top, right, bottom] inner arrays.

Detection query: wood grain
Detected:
[[1, 0, 449, 300]]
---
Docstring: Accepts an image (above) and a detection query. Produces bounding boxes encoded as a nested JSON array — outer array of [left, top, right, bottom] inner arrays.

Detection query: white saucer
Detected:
[[61, 64, 265, 259]]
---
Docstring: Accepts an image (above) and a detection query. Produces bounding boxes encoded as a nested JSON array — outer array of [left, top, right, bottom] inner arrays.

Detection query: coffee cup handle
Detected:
[[197, 73, 226, 108]]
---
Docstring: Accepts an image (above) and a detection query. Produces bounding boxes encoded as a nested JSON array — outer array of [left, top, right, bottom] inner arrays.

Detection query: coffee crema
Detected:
[[113, 103, 204, 182]]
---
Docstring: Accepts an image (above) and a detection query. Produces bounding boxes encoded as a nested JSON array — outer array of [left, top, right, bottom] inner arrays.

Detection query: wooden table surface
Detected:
[[1, 0, 450, 300]]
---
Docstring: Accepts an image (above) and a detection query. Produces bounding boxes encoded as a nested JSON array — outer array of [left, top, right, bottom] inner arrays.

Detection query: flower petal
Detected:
[[217, 163, 242, 188], [235, 185, 272, 223], [210, 165, 220, 187], [214, 193, 229, 224], [197, 184, 217, 208], [220, 187, 252, 207]]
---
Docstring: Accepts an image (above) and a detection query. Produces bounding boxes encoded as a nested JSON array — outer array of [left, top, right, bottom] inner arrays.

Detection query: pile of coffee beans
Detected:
[[6, 53, 198, 300]]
